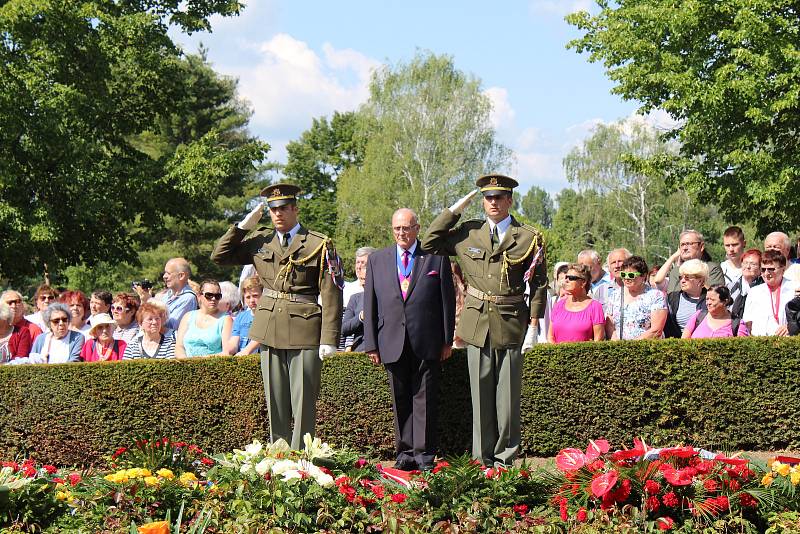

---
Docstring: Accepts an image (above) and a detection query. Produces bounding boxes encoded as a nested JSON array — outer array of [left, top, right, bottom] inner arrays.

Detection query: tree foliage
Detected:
[[519, 186, 555, 229], [567, 0, 800, 235], [0, 0, 268, 286], [283, 112, 365, 238], [336, 52, 512, 258]]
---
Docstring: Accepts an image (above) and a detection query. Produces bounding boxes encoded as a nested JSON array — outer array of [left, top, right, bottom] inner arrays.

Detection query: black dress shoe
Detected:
[[393, 459, 417, 471]]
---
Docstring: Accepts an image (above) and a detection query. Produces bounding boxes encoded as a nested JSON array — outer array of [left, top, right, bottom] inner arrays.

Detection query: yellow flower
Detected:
[[156, 468, 175, 480], [773, 462, 791, 477], [143, 476, 159, 487], [55, 490, 71, 501], [790, 471, 800, 486], [179, 472, 198, 487], [762, 473, 774, 487], [104, 473, 129, 484]]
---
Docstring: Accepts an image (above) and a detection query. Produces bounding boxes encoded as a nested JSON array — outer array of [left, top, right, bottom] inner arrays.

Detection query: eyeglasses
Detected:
[[111, 305, 130, 313], [564, 275, 585, 282], [742, 261, 760, 268], [39, 295, 56, 301], [50, 317, 68, 324], [4, 299, 22, 305], [680, 241, 701, 247], [392, 225, 419, 234], [619, 271, 643, 279], [679, 274, 702, 280], [203, 292, 223, 301]]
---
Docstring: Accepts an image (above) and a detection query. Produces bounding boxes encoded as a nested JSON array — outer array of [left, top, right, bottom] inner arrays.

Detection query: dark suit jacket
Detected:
[[664, 288, 707, 338], [342, 291, 365, 351], [363, 242, 455, 364]]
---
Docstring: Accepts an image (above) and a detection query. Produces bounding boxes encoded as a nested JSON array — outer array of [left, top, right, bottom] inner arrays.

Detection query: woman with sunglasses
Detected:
[[111, 292, 141, 343], [663, 259, 709, 338], [605, 256, 667, 340], [24, 284, 59, 332], [59, 290, 91, 339], [14, 303, 83, 364], [548, 263, 605, 343], [175, 279, 234, 358]]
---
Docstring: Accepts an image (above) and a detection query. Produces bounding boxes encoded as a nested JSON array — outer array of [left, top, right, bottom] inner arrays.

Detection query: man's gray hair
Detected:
[[219, 281, 240, 310], [391, 207, 418, 225], [355, 246, 377, 259], [1, 289, 22, 301], [0, 302, 13, 323], [43, 302, 72, 327], [577, 249, 601, 264], [679, 229, 705, 243], [766, 231, 791, 250], [606, 248, 632, 266]]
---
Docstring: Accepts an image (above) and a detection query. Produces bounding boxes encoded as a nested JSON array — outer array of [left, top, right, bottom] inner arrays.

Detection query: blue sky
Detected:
[[173, 0, 659, 194]]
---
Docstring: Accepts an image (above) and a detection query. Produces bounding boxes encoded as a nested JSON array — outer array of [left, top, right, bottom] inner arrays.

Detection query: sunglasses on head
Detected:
[[564, 275, 584, 282], [203, 292, 223, 301], [619, 271, 643, 279]]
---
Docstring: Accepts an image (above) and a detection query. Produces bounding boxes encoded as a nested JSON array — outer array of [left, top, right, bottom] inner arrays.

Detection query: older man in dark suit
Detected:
[[363, 208, 455, 471]]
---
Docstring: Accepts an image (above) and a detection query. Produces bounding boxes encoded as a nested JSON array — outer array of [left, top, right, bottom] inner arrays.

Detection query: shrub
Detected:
[[1, 337, 799, 465]]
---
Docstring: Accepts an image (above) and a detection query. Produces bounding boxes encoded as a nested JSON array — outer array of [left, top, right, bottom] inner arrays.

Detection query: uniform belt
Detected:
[[466, 285, 525, 304], [262, 288, 317, 304]]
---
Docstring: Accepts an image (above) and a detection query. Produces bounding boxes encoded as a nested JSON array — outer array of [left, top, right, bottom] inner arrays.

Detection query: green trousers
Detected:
[[466, 341, 522, 466], [260, 346, 321, 450]]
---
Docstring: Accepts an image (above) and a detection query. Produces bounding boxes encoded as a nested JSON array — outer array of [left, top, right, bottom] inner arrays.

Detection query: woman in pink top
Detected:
[[548, 263, 606, 343], [683, 285, 750, 339]]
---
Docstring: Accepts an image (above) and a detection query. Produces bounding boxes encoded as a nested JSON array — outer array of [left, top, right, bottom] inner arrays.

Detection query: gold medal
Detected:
[[400, 279, 410, 292]]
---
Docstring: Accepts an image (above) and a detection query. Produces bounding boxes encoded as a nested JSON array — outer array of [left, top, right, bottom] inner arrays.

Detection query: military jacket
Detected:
[[420, 210, 548, 349], [211, 225, 343, 349]]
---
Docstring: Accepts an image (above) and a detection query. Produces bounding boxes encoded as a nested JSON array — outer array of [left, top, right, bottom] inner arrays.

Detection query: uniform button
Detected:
[[486, 290, 492, 295], [489, 306, 493, 312], [487, 274, 492, 278], [278, 308, 282, 312]]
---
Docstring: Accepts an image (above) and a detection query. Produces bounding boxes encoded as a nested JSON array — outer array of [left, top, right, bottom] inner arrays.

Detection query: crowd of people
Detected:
[[1, 229, 799, 365]]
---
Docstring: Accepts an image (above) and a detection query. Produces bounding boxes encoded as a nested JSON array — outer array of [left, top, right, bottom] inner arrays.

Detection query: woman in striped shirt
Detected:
[[123, 301, 175, 359]]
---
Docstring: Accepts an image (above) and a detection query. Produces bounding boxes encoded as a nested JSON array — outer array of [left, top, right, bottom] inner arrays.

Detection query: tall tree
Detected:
[[567, 0, 800, 235], [0, 0, 268, 285], [519, 186, 555, 229], [336, 52, 512, 258], [283, 112, 365, 238]]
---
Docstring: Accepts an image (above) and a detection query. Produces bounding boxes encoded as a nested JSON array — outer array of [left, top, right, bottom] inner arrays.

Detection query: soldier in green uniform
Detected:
[[211, 184, 343, 450], [420, 174, 547, 466]]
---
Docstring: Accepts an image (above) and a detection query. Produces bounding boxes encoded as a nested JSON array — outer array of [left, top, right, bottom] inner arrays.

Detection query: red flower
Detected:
[[1, 461, 19, 471], [263, 472, 271, 481], [432, 461, 450, 474], [173, 441, 187, 448], [559, 500, 568, 521], [657, 517, 674, 531], [390, 493, 407, 504], [354, 458, 367, 469], [587, 459, 606, 472], [556, 448, 587, 472], [339, 485, 356, 502], [576, 508, 587, 522], [371, 485, 385, 499], [585, 439, 610, 461], [335, 475, 350, 487], [646, 495, 660, 512], [590, 470, 618, 497], [611, 437, 648, 462], [513, 504, 528, 516], [727, 479, 741, 491], [68, 473, 81, 486], [714, 453, 748, 467], [702, 479, 719, 492], [659, 464, 693, 486], [358, 479, 374, 488], [659, 446, 697, 459], [43, 464, 57, 474], [644, 479, 661, 494], [200, 457, 215, 466], [52, 477, 65, 484], [22, 466, 36, 478], [694, 460, 713, 475], [739, 493, 758, 508], [662, 492, 679, 508], [519, 469, 530, 479], [112, 447, 127, 459]]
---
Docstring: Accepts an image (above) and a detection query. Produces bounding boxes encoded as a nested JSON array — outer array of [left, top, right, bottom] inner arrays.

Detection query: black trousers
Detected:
[[385, 341, 441, 467]]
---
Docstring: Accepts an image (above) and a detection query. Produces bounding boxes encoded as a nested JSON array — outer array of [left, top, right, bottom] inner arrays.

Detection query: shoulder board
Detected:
[[518, 223, 542, 236], [459, 218, 485, 229], [306, 229, 331, 241]]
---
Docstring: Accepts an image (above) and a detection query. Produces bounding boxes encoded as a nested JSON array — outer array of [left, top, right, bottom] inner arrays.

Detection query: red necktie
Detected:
[[402, 250, 409, 269]]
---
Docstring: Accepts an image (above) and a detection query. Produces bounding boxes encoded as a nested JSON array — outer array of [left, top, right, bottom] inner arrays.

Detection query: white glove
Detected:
[[318, 344, 337, 361], [449, 189, 480, 214], [521, 326, 538, 352], [237, 202, 265, 231]]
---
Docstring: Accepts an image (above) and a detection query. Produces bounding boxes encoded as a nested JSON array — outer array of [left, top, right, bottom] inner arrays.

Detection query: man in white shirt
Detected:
[[764, 231, 800, 283], [578, 249, 611, 306], [743, 250, 798, 336]]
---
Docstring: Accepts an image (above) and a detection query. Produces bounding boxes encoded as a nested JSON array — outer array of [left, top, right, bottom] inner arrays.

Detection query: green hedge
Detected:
[[2, 337, 799, 465]]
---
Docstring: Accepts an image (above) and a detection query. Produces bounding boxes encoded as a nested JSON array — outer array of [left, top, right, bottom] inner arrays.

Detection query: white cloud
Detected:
[[228, 34, 380, 134], [484, 87, 516, 131], [529, 0, 594, 16]]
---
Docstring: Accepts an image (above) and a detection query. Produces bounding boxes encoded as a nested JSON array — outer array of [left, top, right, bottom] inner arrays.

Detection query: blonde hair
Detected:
[[678, 259, 709, 281]]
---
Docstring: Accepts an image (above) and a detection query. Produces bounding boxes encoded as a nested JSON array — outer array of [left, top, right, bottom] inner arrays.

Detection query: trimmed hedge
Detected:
[[2, 337, 799, 465]]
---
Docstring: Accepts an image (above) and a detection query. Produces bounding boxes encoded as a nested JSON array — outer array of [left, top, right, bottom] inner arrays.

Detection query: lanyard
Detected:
[[770, 281, 782, 324], [396, 250, 414, 278]]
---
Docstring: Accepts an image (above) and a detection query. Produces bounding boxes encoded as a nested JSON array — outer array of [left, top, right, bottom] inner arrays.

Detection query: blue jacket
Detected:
[[28, 331, 84, 363]]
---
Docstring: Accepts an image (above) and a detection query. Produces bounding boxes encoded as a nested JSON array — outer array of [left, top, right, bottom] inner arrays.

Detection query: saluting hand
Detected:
[[449, 188, 480, 214], [238, 202, 265, 231]]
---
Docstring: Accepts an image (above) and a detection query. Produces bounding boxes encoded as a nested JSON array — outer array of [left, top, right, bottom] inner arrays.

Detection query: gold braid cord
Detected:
[[500, 233, 541, 290], [275, 239, 329, 288]]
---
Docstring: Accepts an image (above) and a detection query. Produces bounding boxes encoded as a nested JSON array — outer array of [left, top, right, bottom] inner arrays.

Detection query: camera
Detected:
[[131, 279, 153, 291]]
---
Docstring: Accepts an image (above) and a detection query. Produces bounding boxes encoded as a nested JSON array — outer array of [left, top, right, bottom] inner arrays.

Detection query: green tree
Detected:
[[567, 0, 800, 235], [336, 52, 512, 258], [0, 0, 268, 286], [283, 112, 365, 238], [519, 185, 555, 229]]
